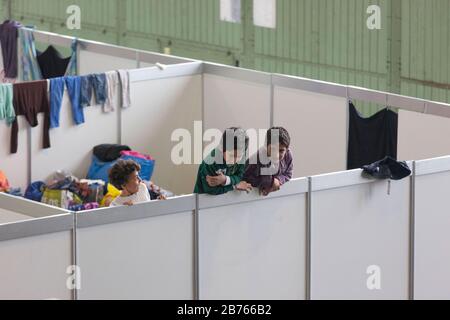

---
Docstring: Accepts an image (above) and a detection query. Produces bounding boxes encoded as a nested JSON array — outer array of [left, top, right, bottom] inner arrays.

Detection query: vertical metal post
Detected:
[[306, 177, 312, 300], [194, 193, 200, 300], [270, 74, 274, 128], [72, 212, 79, 300], [409, 161, 416, 300]]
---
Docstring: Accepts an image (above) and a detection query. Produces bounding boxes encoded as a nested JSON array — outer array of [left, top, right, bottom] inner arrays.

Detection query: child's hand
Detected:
[[206, 173, 227, 187], [272, 178, 281, 191], [124, 200, 134, 206], [157, 194, 167, 200], [235, 181, 253, 193]]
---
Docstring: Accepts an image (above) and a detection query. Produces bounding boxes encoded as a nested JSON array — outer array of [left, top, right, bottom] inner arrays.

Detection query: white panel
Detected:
[[0, 231, 73, 300], [31, 89, 119, 182], [140, 62, 155, 68], [274, 86, 347, 178], [311, 179, 410, 300], [79, 50, 137, 75], [414, 170, 450, 299], [220, 0, 241, 23], [0, 118, 29, 192], [0, 208, 33, 224], [77, 211, 194, 300], [204, 74, 271, 134], [398, 110, 450, 161], [199, 194, 306, 300], [122, 75, 202, 195], [253, 0, 276, 28]]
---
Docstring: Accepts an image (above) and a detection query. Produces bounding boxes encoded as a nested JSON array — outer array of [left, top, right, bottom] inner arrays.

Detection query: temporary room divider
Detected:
[[0, 193, 73, 300], [1, 28, 450, 300]]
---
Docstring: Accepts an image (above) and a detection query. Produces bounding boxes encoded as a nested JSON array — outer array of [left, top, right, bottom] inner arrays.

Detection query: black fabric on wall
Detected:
[[37, 45, 71, 79], [347, 102, 398, 170]]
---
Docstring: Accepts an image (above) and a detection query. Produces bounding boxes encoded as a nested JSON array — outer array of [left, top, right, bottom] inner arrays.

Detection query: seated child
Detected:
[[243, 127, 293, 196], [194, 127, 253, 195], [108, 159, 151, 206]]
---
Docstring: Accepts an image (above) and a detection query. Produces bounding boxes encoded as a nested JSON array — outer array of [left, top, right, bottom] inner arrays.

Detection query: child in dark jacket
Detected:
[[194, 127, 253, 195], [243, 127, 293, 196]]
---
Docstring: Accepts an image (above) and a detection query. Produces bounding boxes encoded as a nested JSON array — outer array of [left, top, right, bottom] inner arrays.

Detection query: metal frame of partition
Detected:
[[74, 194, 196, 300], [26, 28, 196, 66], [309, 164, 413, 300], [0, 159, 450, 300], [197, 178, 309, 300], [411, 155, 450, 300], [0, 194, 74, 300]]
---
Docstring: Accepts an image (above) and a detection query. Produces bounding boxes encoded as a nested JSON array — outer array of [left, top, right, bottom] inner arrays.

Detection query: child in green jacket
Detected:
[[194, 127, 253, 195]]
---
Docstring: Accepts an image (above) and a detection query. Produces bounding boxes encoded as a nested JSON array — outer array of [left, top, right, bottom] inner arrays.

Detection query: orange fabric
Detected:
[[0, 170, 10, 192]]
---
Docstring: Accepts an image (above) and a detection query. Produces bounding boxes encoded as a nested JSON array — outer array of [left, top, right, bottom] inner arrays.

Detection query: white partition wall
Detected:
[[203, 64, 271, 135], [0, 195, 73, 300], [198, 178, 308, 300], [0, 118, 29, 192], [122, 63, 203, 195], [398, 110, 450, 161], [310, 169, 411, 300], [76, 196, 195, 300], [273, 76, 348, 178], [79, 50, 138, 75], [414, 156, 450, 300], [30, 91, 119, 182], [0, 192, 69, 220]]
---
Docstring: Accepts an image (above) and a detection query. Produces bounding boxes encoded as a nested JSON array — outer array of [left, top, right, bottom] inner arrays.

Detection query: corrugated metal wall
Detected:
[[3, 0, 449, 114], [401, 0, 450, 105]]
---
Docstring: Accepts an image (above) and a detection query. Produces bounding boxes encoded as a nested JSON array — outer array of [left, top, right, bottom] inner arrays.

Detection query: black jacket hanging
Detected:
[[37, 45, 71, 79], [362, 156, 411, 180], [347, 102, 398, 170]]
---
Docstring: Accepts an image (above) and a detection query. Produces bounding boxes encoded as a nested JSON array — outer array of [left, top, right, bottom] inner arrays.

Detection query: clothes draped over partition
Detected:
[[65, 76, 85, 125], [347, 101, 398, 170], [11, 80, 51, 154], [0, 83, 15, 123], [19, 27, 43, 81], [0, 19, 131, 155], [37, 46, 71, 79], [37, 38, 78, 79], [49, 77, 65, 128], [0, 20, 22, 79], [1, 69, 131, 154]]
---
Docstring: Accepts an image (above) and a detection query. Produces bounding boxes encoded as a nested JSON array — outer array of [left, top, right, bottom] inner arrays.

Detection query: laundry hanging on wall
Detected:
[[11, 80, 51, 154], [19, 28, 43, 81], [37, 46, 71, 79], [0, 83, 15, 124], [37, 39, 78, 79], [0, 43, 19, 83], [347, 101, 398, 170], [0, 20, 22, 79]]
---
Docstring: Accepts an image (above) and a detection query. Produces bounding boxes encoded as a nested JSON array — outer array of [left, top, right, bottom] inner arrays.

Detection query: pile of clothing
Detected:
[[25, 171, 104, 212], [22, 145, 174, 211]]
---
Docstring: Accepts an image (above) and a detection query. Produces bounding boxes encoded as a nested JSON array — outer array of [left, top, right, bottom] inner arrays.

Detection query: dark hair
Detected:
[[266, 127, 291, 148], [221, 127, 249, 153], [108, 159, 141, 190]]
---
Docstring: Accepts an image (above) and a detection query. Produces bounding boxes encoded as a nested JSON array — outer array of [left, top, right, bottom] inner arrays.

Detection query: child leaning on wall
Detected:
[[194, 127, 253, 195], [243, 127, 293, 196], [108, 159, 151, 207]]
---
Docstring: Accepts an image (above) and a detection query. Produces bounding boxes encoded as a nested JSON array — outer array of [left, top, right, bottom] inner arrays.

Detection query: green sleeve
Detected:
[[228, 163, 246, 186], [195, 162, 234, 195]]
